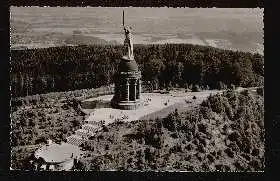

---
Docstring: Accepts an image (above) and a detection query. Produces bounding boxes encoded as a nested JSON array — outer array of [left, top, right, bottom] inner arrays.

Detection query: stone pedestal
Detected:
[[111, 56, 141, 110]]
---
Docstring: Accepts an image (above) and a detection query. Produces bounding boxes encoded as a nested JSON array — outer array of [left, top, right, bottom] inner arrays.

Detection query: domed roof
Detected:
[[34, 142, 82, 163], [118, 57, 139, 72]]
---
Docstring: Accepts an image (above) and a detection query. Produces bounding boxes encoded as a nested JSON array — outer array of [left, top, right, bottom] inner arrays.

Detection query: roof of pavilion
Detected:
[[34, 142, 83, 163]]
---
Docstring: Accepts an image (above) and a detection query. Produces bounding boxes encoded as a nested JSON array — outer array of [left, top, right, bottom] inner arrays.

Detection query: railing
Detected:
[[75, 129, 94, 138], [66, 135, 86, 146], [82, 124, 99, 133]]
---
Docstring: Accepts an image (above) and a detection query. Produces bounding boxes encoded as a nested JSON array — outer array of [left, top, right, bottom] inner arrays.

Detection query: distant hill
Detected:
[[64, 34, 118, 45], [10, 7, 263, 55], [11, 31, 119, 50]]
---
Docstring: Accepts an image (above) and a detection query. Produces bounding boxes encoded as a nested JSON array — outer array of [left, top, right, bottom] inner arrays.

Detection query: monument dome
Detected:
[[118, 58, 139, 72], [32, 142, 82, 171]]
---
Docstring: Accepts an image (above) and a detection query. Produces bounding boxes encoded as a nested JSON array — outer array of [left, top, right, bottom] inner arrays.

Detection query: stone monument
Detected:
[[111, 10, 141, 110]]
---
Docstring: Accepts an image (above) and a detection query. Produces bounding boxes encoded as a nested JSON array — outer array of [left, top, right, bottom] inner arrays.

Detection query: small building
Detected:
[[32, 142, 83, 171]]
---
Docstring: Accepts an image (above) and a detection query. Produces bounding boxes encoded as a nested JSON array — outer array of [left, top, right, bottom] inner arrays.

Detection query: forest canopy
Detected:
[[10, 44, 264, 97]]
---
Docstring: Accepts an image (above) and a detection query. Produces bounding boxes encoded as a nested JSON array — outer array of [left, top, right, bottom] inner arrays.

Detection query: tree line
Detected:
[[11, 44, 264, 97]]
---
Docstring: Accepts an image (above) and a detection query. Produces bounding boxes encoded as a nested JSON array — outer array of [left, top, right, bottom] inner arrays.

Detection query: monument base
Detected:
[[111, 99, 141, 110]]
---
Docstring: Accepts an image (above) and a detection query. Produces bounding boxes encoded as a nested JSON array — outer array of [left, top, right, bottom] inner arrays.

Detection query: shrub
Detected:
[[240, 89, 250, 96], [257, 87, 263, 96], [144, 132, 163, 149], [102, 125, 109, 132], [207, 154, 215, 163], [170, 144, 182, 153], [228, 131, 240, 142], [199, 106, 212, 119], [249, 160, 261, 170], [197, 123, 207, 134], [217, 81, 227, 90], [185, 144, 194, 151], [170, 132, 178, 138], [105, 144, 109, 150], [224, 148, 235, 158], [192, 85, 201, 92], [35, 136, 47, 144], [162, 116, 175, 132], [206, 94, 225, 113], [115, 119, 124, 125], [215, 164, 231, 171], [229, 84, 236, 90], [144, 148, 153, 162]]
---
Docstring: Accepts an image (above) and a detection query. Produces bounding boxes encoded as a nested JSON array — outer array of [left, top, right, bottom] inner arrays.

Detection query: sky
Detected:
[[10, 7, 263, 54]]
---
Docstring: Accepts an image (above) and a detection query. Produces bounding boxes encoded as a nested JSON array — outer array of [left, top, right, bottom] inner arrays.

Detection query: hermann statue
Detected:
[[122, 10, 134, 60], [123, 26, 134, 59]]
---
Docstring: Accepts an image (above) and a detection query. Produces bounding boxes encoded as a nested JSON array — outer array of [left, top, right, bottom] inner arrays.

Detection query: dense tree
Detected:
[[142, 57, 165, 89], [11, 44, 263, 97]]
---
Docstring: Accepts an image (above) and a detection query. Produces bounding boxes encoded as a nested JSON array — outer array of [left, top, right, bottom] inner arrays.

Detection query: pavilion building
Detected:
[[111, 56, 141, 110]]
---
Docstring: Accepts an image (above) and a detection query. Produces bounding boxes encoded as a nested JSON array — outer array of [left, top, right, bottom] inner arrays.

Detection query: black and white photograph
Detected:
[[10, 7, 264, 171]]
